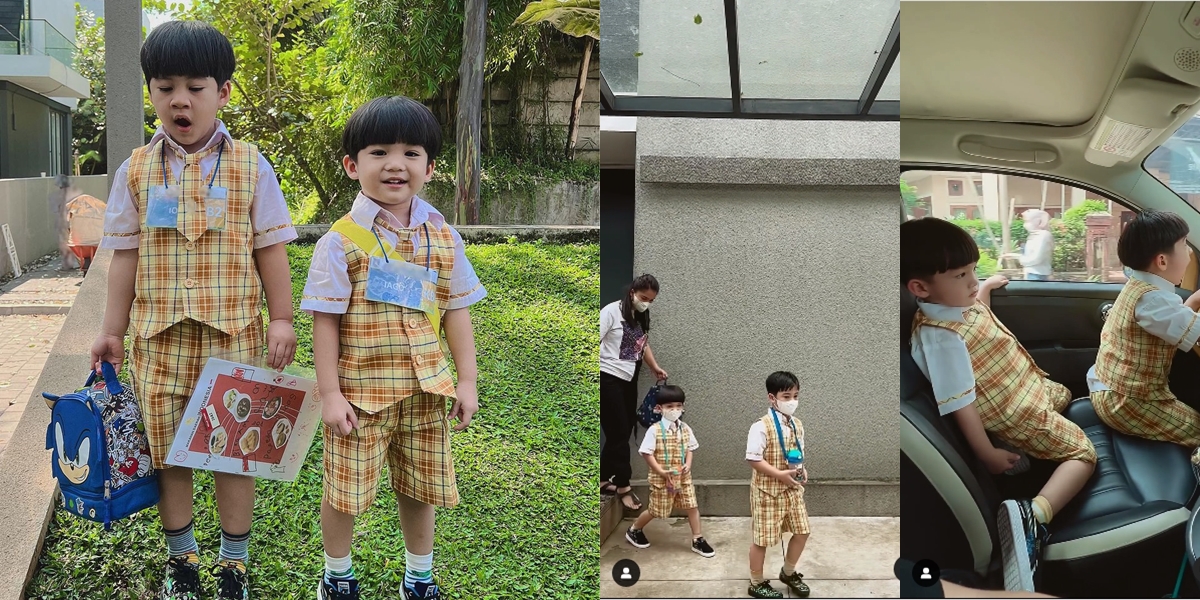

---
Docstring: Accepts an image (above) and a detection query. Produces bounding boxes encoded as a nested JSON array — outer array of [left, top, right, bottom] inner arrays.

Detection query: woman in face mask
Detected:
[[1018, 209, 1054, 281], [600, 274, 670, 510]]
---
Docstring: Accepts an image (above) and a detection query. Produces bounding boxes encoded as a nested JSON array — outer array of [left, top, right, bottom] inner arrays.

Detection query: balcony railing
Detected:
[[0, 19, 78, 68]]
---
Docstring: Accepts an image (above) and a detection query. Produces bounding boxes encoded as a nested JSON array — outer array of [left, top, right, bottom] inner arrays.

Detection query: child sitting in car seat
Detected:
[[1088, 210, 1200, 477], [902, 217, 1096, 593]]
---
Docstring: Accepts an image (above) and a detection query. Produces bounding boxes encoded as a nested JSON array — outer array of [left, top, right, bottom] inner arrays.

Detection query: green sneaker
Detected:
[[161, 554, 203, 600], [778, 569, 811, 597], [748, 580, 783, 598]]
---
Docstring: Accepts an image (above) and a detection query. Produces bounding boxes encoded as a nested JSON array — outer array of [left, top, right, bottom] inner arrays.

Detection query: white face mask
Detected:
[[633, 298, 650, 313], [661, 408, 682, 422], [775, 399, 799, 416]]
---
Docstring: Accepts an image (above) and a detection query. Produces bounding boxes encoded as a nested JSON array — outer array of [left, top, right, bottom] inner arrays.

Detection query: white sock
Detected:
[[324, 551, 353, 580], [405, 550, 434, 587]]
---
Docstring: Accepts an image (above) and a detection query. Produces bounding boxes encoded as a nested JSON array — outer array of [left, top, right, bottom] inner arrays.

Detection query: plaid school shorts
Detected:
[[130, 318, 264, 469], [324, 391, 458, 516], [751, 485, 810, 547], [647, 479, 698, 518]]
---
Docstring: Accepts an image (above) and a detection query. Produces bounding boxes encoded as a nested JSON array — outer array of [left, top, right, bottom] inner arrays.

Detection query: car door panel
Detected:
[[988, 281, 1200, 411]]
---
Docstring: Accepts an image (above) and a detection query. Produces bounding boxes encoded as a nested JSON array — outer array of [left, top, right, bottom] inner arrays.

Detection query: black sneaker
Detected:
[[625, 527, 651, 548], [778, 569, 810, 597], [317, 575, 360, 600], [998, 498, 1045, 591], [402, 581, 441, 600], [747, 580, 783, 598], [691, 536, 715, 558], [161, 555, 202, 600], [211, 560, 249, 600]]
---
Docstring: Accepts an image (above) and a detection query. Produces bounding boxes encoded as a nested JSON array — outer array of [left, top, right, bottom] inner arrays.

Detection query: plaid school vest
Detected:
[[337, 214, 458, 413], [647, 421, 691, 489], [126, 139, 262, 339], [1094, 278, 1180, 402], [751, 413, 804, 497], [912, 302, 1054, 429]]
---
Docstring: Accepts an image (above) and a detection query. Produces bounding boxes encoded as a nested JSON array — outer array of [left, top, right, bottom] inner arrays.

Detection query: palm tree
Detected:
[[515, 0, 600, 159]]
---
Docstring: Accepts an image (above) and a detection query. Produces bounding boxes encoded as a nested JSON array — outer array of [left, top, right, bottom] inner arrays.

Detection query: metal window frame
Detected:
[[600, 2, 899, 121]]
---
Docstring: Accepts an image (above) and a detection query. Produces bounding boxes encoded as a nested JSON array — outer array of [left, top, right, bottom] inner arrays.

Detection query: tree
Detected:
[[457, 0, 487, 225], [72, 7, 107, 175], [899, 178, 922, 213], [515, 0, 598, 159]]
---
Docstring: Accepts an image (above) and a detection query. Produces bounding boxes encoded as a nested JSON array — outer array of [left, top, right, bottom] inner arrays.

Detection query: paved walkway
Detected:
[[0, 255, 82, 456], [601, 516, 900, 598]]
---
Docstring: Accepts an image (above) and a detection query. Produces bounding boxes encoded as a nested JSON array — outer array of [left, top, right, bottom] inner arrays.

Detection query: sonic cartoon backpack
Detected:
[[43, 362, 158, 529], [636, 378, 669, 428]]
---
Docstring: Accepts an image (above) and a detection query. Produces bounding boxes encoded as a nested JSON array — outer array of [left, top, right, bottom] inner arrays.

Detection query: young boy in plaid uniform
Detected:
[[90, 20, 298, 600], [1088, 211, 1200, 470], [903, 217, 1096, 592], [623, 384, 716, 557], [745, 371, 811, 599], [301, 96, 485, 600]]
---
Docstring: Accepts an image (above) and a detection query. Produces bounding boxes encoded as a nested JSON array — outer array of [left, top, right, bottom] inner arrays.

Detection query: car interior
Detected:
[[900, 2, 1200, 597]]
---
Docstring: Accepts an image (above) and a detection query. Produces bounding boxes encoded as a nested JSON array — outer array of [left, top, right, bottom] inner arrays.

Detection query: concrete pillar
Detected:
[[104, 0, 145, 166]]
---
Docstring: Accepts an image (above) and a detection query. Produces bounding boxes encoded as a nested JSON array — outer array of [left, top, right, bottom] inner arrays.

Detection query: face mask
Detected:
[[661, 408, 682, 422], [1023, 222, 1034, 233], [633, 299, 650, 313], [775, 399, 799, 416]]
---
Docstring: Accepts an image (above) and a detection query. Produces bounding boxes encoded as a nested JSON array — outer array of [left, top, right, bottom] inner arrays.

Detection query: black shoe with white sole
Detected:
[[691, 536, 715, 557], [997, 498, 1046, 592], [625, 527, 650, 548]]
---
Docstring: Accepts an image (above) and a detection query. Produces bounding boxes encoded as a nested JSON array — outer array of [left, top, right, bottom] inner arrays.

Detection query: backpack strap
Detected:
[[330, 216, 403, 261]]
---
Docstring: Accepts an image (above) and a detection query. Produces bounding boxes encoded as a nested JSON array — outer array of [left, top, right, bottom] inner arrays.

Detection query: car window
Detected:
[[1146, 115, 1200, 213], [902, 170, 1128, 283]]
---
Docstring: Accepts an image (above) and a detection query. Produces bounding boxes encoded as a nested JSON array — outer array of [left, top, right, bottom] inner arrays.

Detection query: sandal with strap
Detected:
[[618, 488, 642, 511]]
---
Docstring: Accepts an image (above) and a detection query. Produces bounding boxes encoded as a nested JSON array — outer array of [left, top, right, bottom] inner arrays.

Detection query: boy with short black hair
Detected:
[[624, 384, 715, 558], [903, 217, 1095, 592], [92, 19, 299, 600], [301, 95, 486, 600], [1089, 210, 1200, 468], [746, 371, 811, 599]]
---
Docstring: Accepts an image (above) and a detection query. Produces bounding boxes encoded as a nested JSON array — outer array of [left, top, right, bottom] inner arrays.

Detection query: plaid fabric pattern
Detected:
[[323, 391, 458, 515], [646, 422, 696, 518], [1094, 278, 1182, 402], [750, 414, 810, 546], [1091, 389, 1200, 446], [126, 139, 262, 339], [130, 318, 264, 469], [914, 303, 1096, 464], [336, 215, 458, 413]]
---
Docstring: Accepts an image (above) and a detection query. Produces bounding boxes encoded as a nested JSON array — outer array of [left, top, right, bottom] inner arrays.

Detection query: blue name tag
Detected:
[[146, 185, 180, 228], [364, 256, 438, 314]]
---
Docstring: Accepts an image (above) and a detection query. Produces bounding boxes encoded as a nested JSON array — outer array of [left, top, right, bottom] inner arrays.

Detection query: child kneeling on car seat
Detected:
[[902, 217, 1096, 593]]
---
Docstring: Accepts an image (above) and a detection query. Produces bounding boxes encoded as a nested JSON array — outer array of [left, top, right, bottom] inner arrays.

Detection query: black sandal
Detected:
[[618, 488, 642, 511], [600, 481, 619, 495]]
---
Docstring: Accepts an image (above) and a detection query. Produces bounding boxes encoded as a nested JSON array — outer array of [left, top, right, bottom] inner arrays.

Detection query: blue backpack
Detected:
[[42, 362, 159, 529], [636, 378, 669, 428]]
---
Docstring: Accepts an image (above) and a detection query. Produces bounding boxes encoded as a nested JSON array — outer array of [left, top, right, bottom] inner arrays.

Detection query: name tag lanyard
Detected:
[[658, 420, 687, 472], [369, 221, 431, 270], [161, 138, 225, 190]]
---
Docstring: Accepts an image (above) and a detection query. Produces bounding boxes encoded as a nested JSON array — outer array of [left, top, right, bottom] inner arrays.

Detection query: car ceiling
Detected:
[[900, 1, 1200, 218]]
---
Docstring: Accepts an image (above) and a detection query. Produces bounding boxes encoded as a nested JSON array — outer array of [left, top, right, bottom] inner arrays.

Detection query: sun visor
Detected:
[[1086, 77, 1200, 167]]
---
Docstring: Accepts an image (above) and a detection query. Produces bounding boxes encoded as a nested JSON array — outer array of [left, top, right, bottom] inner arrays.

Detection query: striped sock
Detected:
[[404, 550, 434, 591], [164, 520, 199, 557], [219, 528, 250, 563], [324, 552, 354, 581]]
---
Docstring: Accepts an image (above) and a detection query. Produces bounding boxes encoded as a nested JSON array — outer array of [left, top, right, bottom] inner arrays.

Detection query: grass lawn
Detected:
[[25, 240, 600, 599]]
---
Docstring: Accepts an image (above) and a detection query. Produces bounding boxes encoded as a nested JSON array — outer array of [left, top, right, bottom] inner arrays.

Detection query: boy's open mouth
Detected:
[[382, 178, 408, 187], [173, 116, 193, 130]]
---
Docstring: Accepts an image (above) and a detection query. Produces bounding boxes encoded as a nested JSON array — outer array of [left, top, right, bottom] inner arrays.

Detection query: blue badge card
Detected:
[[146, 185, 180, 228], [365, 257, 438, 315], [205, 186, 227, 231]]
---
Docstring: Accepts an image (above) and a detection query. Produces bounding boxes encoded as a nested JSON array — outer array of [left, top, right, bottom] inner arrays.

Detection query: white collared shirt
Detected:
[[300, 192, 487, 314], [99, 120, 297, 250], [1087, 268, 1200, 392], [910, 301, 978, 416], [639, 419, 699, 456], [746, 412, 804, 461]]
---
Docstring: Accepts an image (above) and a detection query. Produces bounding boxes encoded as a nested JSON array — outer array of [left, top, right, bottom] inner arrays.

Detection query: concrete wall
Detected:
[[0, 174, 108, 275], [629, 118, 899, 516]]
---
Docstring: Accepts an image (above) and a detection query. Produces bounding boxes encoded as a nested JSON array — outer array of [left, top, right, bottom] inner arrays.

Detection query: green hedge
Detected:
[[952, 200, 1110, 274]]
